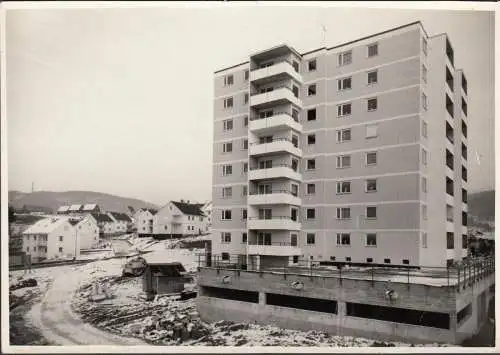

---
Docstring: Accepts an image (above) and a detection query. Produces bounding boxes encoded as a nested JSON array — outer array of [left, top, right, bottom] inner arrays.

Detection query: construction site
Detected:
[[196, 254, 495, 345]]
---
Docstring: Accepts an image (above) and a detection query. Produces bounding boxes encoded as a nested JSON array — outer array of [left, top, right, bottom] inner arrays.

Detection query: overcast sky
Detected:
[[6, 4, 495, 206]]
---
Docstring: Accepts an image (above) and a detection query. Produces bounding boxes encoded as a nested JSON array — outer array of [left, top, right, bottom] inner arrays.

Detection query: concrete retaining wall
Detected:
[[196, 296, 456, 344]]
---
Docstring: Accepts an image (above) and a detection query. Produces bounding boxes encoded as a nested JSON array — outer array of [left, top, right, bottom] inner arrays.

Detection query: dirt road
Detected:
[[28, 262, 146, 345]]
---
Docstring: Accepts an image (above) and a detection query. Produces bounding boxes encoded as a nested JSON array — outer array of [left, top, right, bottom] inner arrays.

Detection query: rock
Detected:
[[227, 323, 248, 332], [234, 338, 248, 346]]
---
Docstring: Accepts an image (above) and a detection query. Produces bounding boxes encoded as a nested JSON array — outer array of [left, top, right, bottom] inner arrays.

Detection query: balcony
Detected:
[[249, 138, 302, 158], [247, 217, 301, 231], [250, 61, 302, 85], [248, 190, 301, 206], [249, 164, 302, 182], [249, 112, 302, 134], [250, 86, 303, 109], [247, 242, 301, 256]]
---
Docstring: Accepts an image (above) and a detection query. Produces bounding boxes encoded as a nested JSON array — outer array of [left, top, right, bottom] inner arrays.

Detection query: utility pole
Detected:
[[31, 182, 34, 193]]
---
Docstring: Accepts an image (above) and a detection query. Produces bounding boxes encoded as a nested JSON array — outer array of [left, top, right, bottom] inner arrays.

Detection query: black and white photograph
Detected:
[[1, 1, 497, 352]]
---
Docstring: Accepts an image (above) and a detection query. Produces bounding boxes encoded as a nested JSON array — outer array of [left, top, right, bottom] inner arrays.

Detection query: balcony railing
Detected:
[[248, 241, 297, 246], [251, 59, 298, 73], [249, 189, 296, 196], [248, 216, 297, 221], [249, 163, 296, 171], [250, 85, 297, 97], [250, 111, 299, 122]]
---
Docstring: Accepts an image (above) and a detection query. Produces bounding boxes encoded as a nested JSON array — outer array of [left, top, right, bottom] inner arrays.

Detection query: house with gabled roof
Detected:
[[107, 212, 132, 235], [56, 205, 70, 215], [68, 215, 100, 250], [134, 208, 157, 237], [90, 213, 115, 235], [81, 204, 100, 213], [22, 216, 78, 262], [153, 200, 206, 238]]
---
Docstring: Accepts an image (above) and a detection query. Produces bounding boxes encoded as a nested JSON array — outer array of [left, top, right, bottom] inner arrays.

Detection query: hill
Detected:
[[8, 190, 158, 214], [468, 190, 494, 221]]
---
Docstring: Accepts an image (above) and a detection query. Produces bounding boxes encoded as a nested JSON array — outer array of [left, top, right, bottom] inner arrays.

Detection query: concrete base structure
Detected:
[[196, 265, 494, 345]]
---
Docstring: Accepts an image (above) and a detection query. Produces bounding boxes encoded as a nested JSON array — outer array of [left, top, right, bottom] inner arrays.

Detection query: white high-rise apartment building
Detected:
[[211, 21, 468, 268]]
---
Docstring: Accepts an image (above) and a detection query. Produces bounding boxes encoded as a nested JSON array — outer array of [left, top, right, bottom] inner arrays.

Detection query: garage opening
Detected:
[[266, 293, 338, 314], [200, 286, 258, 303], [346, 302, 450, 329]]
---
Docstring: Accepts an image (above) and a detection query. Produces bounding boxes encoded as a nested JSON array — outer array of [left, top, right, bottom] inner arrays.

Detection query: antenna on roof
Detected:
[[321, 24, 327, 47]]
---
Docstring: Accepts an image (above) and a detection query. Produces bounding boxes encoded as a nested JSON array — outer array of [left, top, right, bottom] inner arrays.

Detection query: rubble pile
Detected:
[[10, 278, 38, 291], [72, 274, 452, 347]]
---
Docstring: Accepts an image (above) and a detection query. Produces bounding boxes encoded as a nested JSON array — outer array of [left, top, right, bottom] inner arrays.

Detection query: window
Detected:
[[336, 207, 351, 220], [307, 134, 316, 145], [59, 247, 63, 253], [291, 184, 299, 197], [222, 119, 233, 132], [243, 139, 248, 150], [292, 85, 299, 98], [366, 152, 377, 165], [422, 205, 428, 220], [59, 236, 63, 242], [422, 177, 427, 193], [292, 61, 299, 72], [307, 159, 316, 170], [422, 232, 428, 248], [26, 246, 29, 252], [462, 234, 467, 249], [243, 115, 248, 127], [292, 109, 299, 121], [337, 233, 351, 245], [244, 93, 249, 105], [336, 155, 351, 168], [366, 233, 377, 246], [367, 258, 373, 263], [224, 74, 234, 86], [223, 142, 233, 153], [221, 252, 230, 261], [222, 164, 232, 176], [308, 59, 317, 71], [367, 43, 378, 57], [366, 179, 377, 192], [330, 256, 336, 261], [292, 135, 299, 148], [223, 97, 233, 108], [422, 92, 428, 110], [422, 37, 427, 55], [242, 232, 247, 243], [242, 209, 247, 220], [306, 233, 316, 245], [308, 84, 317, 96], [244, 70, 249, 81], [337, 103, 351, 117], [336, 181, 351, 194], [422, 121, 428, 138], [221, 210, 232, 220], [422, 65, 427, 83], [367, 70, 378, 84], [260, 110, 274, 119], [447, 232, 454, 249], [242, 186, 247, 196], [337, 77, 352, 91], [384, 259, 391, 264], [366, 206, 377, 219], [367, 98, 378, 111], [336, 129, 351, 143], [338, 50, 352, 66], [346, 257, 352, 262], [307, 108, 317, 121], [307, 183, 316, 195], [306, 209, 316, 220], [33, 247, 37, 252], [242, 163, 248, 174], [421, 149, 427, 165]]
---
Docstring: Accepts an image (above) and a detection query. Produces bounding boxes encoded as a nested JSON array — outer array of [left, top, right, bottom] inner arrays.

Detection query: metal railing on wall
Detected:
[[196, 253, 495, 292]]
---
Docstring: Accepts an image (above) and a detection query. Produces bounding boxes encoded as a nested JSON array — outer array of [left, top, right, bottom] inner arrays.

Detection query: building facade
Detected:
[[212, 21, 468, 268], [153, 201, 207, 236], [22, 217, 79, 262]]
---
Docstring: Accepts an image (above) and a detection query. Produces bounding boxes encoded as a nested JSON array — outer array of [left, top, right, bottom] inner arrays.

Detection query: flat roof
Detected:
[[215, 21, 424, 74]]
